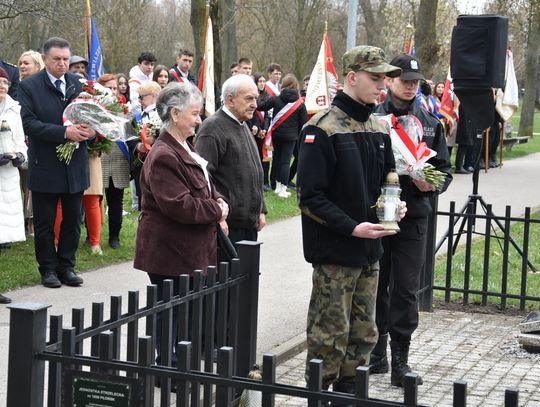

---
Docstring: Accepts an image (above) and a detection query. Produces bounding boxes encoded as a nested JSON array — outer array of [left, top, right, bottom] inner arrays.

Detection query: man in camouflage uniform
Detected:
[[297, 46, 405, 401]]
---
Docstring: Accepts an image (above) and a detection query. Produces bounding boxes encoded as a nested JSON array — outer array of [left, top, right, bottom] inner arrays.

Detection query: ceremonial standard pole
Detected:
[[346, 0, 358, 50]]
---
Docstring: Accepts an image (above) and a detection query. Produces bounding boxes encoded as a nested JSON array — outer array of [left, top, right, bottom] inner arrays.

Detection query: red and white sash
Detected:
[[169, 68, 185, 83], [262, 99, 303, 161], [265, 82, 279, 97]]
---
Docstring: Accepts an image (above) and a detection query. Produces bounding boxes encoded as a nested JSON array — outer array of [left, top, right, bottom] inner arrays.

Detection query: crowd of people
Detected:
[[0, 34, 504, 400]]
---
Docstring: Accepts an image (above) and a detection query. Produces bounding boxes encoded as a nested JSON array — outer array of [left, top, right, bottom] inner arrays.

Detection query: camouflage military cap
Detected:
[[342, 46, 402, 77]]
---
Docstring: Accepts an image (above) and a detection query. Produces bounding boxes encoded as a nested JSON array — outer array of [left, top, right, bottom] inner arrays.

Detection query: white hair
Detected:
[[221, 74, 255, 104], [156, 82, 202, 131]]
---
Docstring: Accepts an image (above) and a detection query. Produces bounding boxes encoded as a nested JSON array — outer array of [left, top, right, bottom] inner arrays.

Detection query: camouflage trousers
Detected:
[[305, 262, 379, 386]]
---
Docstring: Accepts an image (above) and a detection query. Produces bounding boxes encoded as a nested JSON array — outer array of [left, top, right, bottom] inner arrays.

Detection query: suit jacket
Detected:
[[18, 69, 90, 193]]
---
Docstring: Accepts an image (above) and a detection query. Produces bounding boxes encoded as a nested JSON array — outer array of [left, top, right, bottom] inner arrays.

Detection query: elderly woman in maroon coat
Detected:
[[134, 82, 228, 365]]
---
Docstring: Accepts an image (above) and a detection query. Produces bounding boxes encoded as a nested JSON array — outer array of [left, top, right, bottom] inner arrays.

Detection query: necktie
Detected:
[[54, 79, 63, 94]]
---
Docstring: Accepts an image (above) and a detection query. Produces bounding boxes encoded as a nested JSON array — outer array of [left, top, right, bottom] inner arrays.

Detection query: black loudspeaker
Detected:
[[451, 14, 508, 89], [451, 15, 508, 129]]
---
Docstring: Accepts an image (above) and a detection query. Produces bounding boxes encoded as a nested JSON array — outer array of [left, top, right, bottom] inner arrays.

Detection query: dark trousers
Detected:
[[288, 143, 298, 184], [32, 191, 83, 275], [104, 177, 124, 239], [228, 226, 258, 246], [271, 138, 296, 185], [375, 217, 428, 343], [255, 136, 270, 186], [455, 144, 470, 169]]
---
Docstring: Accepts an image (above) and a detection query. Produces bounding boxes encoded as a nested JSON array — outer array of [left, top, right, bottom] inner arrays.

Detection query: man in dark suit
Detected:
[[18, 37, 95, 288], [0, 59, 19, 99]]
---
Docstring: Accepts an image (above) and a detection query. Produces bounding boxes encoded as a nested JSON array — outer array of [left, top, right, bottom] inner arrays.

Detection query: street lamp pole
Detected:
[[347, 0, 358, 50]]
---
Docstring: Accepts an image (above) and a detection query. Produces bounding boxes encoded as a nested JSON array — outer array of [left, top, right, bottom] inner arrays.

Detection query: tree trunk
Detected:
[[518, 0, 540, 138], [190, 0, 207, 74], [359, 0, 386, 47], [415, 0, 439, 78], [219, 0, 237, 84]]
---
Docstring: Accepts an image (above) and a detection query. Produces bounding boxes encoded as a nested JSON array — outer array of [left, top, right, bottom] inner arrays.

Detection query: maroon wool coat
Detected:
[[134, 131, 224, 277]]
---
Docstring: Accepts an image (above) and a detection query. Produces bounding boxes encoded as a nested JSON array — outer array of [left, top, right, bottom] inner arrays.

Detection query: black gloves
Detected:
[[0, 153, 25, 167], [0, 154, 11, 166], [12, 152, 25, 168]]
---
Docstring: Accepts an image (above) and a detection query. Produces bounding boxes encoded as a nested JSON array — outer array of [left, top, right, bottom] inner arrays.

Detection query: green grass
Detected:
[[0, 188, 301, 292], [0, 191, 139, 292], [502, 110, 540, 160], [433, 209, 540, 310]]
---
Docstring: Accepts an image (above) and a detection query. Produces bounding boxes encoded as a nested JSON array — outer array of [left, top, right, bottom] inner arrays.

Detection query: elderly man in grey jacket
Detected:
[[195, 74, 267, 245]]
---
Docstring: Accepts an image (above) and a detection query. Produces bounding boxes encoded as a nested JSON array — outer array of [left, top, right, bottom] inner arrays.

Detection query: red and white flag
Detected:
[[305, 29, 339, 115], [198, 15, 215, 117], [495, 48, 519, 122]]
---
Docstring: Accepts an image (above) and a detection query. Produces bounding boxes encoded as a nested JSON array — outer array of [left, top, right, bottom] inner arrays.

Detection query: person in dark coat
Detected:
[[18, 37, 95, 288], [371, 54, 452, 387], [247, 72, 271, 190], [134, 82, 228, 365], [257, 74, 307, 197], [0, 59, 19, 99]]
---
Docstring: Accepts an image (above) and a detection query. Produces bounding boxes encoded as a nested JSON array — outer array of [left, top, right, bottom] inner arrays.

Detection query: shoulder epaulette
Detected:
[[307, 106, 333, 126]]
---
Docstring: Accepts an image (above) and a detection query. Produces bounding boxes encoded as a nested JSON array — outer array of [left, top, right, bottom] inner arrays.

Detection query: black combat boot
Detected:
[[332, 377, 356, 407], [369, 333, 389, 374], [390, 340, 423, 387]]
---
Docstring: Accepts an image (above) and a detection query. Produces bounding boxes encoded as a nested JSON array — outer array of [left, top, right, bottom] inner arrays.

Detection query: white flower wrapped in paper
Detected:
[[63, 99, 129, 141], [377, 113, 446, 190], [57, 79, 131, 164]]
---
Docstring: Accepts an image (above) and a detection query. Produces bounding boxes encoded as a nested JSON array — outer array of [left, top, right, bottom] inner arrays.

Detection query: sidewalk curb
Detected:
[[266, 332, 307, 366]]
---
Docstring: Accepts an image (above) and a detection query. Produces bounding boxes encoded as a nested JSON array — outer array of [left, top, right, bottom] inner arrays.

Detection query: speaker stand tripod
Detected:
[[436, 134, 536, 273]]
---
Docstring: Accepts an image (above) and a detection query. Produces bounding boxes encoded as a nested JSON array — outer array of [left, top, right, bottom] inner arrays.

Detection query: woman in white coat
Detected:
[[0, 66, 27, 304]]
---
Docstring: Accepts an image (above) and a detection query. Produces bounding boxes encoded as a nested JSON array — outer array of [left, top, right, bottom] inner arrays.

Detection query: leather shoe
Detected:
[[465, 166, 474, 172], [0, 293, 12, 304], [42, 272, 61, 288], [454, 167, 471, 174], [58, 270, 83, 286], [109, 237, 120, 249]]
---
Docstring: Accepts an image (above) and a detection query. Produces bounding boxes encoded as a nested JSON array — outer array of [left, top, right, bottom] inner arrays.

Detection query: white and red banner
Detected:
[[262, 99, 303, 161], [496, 48, 519, 122], [378, 114, 436, 175], [198, 15, 215, 117], [304, 31, 339, 114]]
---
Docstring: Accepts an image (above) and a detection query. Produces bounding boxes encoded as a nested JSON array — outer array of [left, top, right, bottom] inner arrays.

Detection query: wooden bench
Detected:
[[503, 136, 530, 152]]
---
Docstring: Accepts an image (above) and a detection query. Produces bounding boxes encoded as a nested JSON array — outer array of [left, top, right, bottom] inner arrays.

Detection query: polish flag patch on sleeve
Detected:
[[304, 134, 316, 143]]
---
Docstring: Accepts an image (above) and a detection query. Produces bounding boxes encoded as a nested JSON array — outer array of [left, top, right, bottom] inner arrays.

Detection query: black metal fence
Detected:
[[422, 196, 540, 311], [6, 240, 525, 407]]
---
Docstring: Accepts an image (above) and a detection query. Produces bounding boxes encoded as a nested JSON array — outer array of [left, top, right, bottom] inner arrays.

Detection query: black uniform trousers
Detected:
[[375, 216, 428, 343], [32, 190, 84, 275]]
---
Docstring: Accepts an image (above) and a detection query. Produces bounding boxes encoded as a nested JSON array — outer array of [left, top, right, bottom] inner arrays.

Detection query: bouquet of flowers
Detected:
[[131, 111, 162, 167], [57, 79, 131, 164], [139, 111, 162, 151], [377, 113, 446, 191]]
